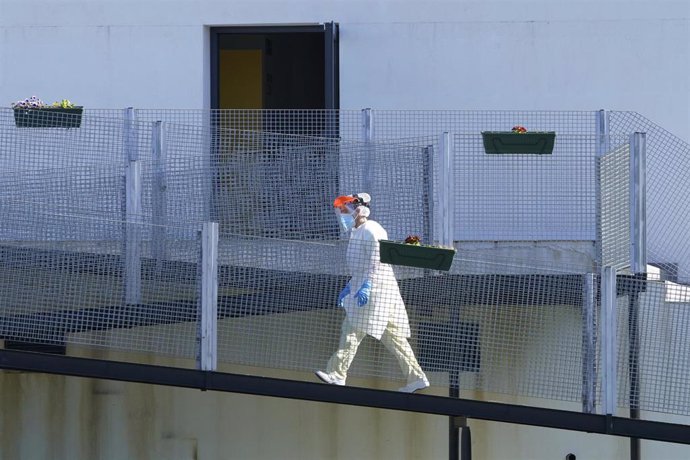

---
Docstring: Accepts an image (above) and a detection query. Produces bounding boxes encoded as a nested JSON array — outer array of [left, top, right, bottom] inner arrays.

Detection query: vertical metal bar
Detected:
[[600, 266, 617, 415], [448, 417, 459, 460], [124, 160, 142, 305], [202, 109, 213, 222], [582, 273, 596, 413], [124, 107, 137, 162], [438, 132, 454, 247], [208, 106, 220, 225], [460, 426, 472, 460], [152, 121, 167, 263], [630, 132, 647, 275], [628, 131, 646, 460], [448, 305, 462, 460], [361, 108, 374, 193], [629, 288, 641, 460], [594, 110, 608, 269], [361, 108, 373, 142], [449, 417, 471, 460], [197, 222, 219, 371], [595, 109, 609, 157]]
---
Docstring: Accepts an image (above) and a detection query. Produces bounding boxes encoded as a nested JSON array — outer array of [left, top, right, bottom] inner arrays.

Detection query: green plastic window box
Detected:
[[481, 131, 556, 155], [379, 240, 456, 271], [13, 107, 83, 128]]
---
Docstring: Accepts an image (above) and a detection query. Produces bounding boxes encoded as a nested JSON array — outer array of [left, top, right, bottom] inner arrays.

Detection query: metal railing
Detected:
[[1, 108, 689, 419]]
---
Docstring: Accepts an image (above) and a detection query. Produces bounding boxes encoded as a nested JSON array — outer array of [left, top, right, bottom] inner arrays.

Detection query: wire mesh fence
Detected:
[[609, 111, 690, 283], [600, 142, 631, 270], [0, 201, 201, 357], [1, 108, 690, 418], [616, 276, 690, 415], [454, 134, 599, 241]]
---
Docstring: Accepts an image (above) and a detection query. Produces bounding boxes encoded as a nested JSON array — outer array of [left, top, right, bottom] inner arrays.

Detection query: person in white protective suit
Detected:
[[315, 193, 430, 393]]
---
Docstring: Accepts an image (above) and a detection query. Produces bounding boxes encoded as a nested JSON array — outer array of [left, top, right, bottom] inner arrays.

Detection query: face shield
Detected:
[[333, 195, 358, 232], [333, 193, 372, 233]]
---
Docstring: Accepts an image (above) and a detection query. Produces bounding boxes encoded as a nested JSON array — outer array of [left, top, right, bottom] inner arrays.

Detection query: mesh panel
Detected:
[[2, 107, 690, 417], [616, 277, 690, 415], [609, 111, 690, 283], [600, 142, 631, 270], [0, 202, 200, 358], [454, 134, 597, 241], [370, 110, 597, 138]]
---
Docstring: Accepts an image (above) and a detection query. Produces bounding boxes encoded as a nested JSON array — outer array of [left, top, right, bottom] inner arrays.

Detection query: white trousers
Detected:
[[326, 318, 427, 384]]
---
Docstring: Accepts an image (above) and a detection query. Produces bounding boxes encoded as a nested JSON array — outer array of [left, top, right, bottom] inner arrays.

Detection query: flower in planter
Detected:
[[11, 96, 47, 109], [404, 235, 421, 245], [11, 96, 77, 109], [402, 235, 454, 249], [511, 125, 527, 134], [11, 96, 83, 128], [51, 99, 76, 108]]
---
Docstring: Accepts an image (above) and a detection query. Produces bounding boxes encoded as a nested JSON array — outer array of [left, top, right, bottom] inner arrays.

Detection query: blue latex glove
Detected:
[[355, 280, 373, 307], [337, 283, 351, 307]]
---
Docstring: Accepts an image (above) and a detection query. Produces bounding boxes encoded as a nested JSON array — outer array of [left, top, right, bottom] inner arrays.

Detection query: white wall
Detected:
[[0, 1, 688, 141]]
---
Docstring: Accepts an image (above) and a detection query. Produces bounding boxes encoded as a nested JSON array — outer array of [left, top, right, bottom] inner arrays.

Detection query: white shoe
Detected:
[[315, 370, 345, 386], [399, 377, 430, 393]]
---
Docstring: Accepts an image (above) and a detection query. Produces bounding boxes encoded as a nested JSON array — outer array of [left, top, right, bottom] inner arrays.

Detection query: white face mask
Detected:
[[339, 212, 355, 232], [333, 197, 369, 233]]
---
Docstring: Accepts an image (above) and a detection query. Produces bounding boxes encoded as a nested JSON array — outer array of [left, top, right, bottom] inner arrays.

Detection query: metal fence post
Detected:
[[202, 109, 213, 222], [438, 132, 454, 247], [594, 110, 608, 269], [152, 121, 168, 263], [124, 160, 142, 305], [124, 107, 137, 161], [628, 131, 646, 460], [361, 108, 374, 193], [197, 222, 218, 371], [630, 132, 647, 274], [600, 266, 617, 415], [595, 109, 609, 157], [582, 273, 596, 413], [361, 107, 373, 142]]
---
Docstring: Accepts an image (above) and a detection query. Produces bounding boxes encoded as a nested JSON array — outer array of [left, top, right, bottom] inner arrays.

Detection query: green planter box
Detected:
[[481, 131, 555, 154], [379, 240, 456, 271], [13, 107, 83, 128]]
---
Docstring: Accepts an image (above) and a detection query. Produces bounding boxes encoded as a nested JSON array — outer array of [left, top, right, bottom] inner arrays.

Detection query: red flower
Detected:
[[404, 235, 421, 245], [511, 125, 527, 134]]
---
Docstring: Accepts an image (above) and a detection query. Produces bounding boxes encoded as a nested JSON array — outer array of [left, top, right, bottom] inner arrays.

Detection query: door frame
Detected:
[[210, 24, 340, 110]]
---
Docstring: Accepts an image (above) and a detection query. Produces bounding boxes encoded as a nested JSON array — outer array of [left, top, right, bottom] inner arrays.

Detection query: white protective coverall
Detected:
[[342, 219, 410, 339], [325, 219, 427, 384]]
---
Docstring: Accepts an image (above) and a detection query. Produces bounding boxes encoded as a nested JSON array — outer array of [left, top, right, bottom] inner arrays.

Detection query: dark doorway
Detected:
[[209, 24, 340, 238], [210, 24, 339, 137], [211, 24, 339, 112]]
